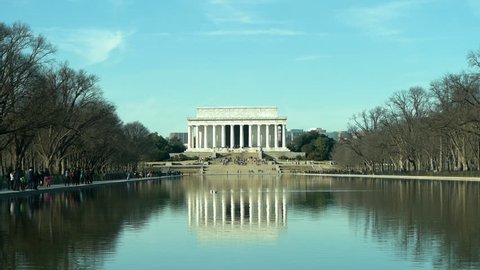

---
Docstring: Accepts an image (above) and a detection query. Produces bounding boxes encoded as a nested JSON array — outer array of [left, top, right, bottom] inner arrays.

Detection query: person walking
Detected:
[[74, 168, 80, 185], [85, 168, 92, 184], [8, 171, 14, 190], [80, 169, 85, 184], [34, 170, 40, 190], [27, 167, 34, 189], [43, 168, 52, 187], [14, 167, 22, 191], [64, 168, 70, 186]]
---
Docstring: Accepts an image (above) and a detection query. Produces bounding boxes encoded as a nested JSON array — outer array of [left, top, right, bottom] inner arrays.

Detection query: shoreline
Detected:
[[299, 173, 480, 182], [3, 172, 480, 199], [0, 175, 181, 199]]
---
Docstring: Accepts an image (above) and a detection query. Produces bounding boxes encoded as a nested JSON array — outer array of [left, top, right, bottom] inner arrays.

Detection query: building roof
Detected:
[[189, 106, 286, 121]]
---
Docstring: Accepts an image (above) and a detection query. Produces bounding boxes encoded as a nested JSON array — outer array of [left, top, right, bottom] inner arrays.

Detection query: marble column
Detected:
[[187, 125, 191, 149], [274, 124, 278, 149], [230, 125, 234, 149], [257, 124, 261, 147], [221, 125, 226, 148], [266, 124, 270, 148], [240, 124, 244, 148], [212, 125, 216, 148], [248, 124, 252, 147], [204, 125, 208, 149], [191, 125, 194, 148], [195, 126, 199, 149], [282, 124, 286, 148]]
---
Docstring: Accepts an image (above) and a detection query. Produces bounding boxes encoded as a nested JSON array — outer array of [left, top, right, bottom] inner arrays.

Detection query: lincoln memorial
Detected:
[[186, 107, 289, 153]]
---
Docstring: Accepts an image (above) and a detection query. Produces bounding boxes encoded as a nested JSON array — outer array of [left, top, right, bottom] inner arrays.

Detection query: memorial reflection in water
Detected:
[[186, 184, 288, 243]]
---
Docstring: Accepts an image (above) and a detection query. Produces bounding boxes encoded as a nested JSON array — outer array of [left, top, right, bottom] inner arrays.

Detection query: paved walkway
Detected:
[[0, 176, 169, 199], [300, 173, 480, 182], [4, 173, 478, 199]]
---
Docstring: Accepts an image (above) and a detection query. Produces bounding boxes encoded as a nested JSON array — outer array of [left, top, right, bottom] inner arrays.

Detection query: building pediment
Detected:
[[195, 107, 281, 120]]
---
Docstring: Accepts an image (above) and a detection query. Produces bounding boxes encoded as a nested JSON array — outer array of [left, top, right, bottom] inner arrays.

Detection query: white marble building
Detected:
[[186, 107, 289, 152]]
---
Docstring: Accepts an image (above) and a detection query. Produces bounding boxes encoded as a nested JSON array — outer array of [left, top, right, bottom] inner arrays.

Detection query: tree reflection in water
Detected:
[[330, 178, 480, 270], [281, 176, 480, 270], [0, 180, 177, 270]]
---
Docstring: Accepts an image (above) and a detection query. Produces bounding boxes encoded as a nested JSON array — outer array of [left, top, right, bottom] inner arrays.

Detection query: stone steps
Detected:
[[205, 164, 279, 174]]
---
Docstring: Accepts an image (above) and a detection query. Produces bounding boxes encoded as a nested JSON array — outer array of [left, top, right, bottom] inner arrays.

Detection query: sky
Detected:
[[1, 0, 479, 136]]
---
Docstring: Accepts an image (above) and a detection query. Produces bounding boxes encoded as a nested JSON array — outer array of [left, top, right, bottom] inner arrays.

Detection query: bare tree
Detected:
[[0, 22, 166, 182], [0, 22, 54, 136], [334, 65, 480, 174], [34, 65, 110, 173]]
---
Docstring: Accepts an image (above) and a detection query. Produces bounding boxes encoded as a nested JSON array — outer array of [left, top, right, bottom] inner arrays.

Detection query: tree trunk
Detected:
[[460, 136, 469, 171], [439, 138, 443, 172]]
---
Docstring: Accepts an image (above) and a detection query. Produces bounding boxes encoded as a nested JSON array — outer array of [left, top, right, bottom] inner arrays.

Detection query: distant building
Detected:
[[169, 132, 188, 145], [287, 128, 347, 143], [308, 128, 326, 134]]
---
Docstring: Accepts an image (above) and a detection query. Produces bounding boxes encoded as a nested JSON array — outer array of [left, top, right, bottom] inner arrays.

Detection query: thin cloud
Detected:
[[58, 29, 129, 65], [200, 29, 304, 36], [340, 0, 432, 40], [205, 12, 256, 24]]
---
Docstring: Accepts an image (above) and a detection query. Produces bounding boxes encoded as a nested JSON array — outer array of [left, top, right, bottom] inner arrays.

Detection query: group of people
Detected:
[[221, 157, 268, 166], [63, 168, 94, 186], [7, 167, 52, 191], [126, 170, 183, 180], [126, 171, 151, 180]]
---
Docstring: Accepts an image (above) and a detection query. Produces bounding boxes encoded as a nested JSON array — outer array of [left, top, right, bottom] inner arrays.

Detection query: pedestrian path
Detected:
[[0, 176, 167, 198], [301, 173, 480, 182]]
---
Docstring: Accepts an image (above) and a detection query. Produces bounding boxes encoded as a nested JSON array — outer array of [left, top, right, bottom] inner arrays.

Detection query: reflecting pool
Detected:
[[1, 175, 480, 269]]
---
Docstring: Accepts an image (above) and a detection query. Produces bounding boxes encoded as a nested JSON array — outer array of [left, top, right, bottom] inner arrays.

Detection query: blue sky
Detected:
[[1, 0, 479, 136]]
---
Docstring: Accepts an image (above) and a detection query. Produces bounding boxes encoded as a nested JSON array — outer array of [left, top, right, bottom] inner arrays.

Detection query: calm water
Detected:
[[1, 175, 480, 270]]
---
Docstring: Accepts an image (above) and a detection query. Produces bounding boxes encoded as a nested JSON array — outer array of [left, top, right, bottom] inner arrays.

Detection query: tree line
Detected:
[[287, 131, 335, 160], [0, 22, 184, 179], [332, 48, 480, 174]]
